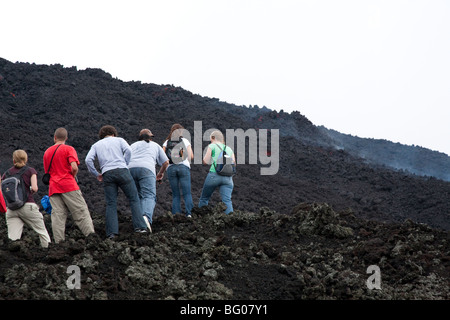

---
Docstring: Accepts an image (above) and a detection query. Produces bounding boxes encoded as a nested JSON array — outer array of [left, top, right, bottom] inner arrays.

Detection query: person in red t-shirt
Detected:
[[43, 127, 95, 243]]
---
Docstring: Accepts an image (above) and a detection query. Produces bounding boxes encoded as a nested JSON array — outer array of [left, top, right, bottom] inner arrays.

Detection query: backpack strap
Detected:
[[46, 144, 62, 173], [213, 143, 224, 160], [213, 143, 230, 170], [17, 166, 30, 197], [214, 143, 226, 153], [214, 143, 232, 157], [4, 165, 28, 179], [17, 166, 29, 176]]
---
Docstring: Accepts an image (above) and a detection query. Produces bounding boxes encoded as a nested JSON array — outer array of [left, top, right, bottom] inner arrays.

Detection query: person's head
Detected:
[[138, 128, 154, 143], [210, 130, 224, 143], [99, 125, 118, 139], [54, 127, 68, 143], [13, 149, 28, 168], [166, 123, 184, 141]]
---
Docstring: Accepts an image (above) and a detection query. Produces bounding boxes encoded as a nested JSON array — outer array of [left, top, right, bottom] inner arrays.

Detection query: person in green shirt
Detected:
[[199, 130, 236, 214]]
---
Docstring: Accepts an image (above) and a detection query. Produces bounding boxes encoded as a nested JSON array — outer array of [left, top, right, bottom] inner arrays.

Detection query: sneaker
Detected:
[[187, 214, 192, 218], [143, 216, 152, 233], [135, 229, 147, 233]]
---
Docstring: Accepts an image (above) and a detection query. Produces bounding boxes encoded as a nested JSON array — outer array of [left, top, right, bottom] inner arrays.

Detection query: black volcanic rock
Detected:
[[1, 57, 449, 230], [0, 57, 449, 300], [0, 203, 448, 300]]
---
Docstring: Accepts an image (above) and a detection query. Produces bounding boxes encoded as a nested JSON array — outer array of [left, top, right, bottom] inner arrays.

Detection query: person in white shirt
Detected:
[[129, 129, 169, 230], [85, 125, 148, 238]]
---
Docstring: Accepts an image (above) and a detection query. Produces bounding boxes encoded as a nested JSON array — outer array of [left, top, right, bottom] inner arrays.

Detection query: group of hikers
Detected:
[[0, 124, 236, 248]]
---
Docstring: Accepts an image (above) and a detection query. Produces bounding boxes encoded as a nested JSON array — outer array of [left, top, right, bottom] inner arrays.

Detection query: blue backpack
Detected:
[[41, 195, 52, 214]]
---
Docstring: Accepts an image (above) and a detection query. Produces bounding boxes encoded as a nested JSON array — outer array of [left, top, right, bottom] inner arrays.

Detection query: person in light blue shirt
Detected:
[[128, 129, 169, 230], [85, 125, 148, 238]]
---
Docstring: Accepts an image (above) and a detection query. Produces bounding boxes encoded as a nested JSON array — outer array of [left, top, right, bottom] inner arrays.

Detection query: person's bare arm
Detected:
[[157, 160, 169, 182], [70, 161, 79, 177], [203, 147, 212, 165], [30, 174, 38, 194]]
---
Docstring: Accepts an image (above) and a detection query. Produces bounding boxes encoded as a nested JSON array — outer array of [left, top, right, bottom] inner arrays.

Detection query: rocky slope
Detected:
[[319, 126, 450, 182], [0, 203, 448, 300]]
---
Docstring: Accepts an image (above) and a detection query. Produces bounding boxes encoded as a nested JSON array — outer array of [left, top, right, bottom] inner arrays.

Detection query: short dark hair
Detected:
[[54, 127, 68, 141], [99, 125, 118, 139], [138, 133, 152, 143]]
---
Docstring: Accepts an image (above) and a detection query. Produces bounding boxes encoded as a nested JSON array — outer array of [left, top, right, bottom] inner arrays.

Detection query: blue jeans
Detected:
[[102, 168, 147, 237], [167, 164, 194, 216], [130, 167, 156, 224], [198, 172, 234, 214]]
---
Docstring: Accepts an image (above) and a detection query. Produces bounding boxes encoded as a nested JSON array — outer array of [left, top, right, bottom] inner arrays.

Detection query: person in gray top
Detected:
[[85, 125, 148, 239], [129, 129, 169, 231]]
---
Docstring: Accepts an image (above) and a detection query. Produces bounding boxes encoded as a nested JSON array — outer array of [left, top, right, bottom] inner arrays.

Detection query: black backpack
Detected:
[[213, 144, 236, 176], [165, 137, 186, 164], [1, 166, 29, 210]]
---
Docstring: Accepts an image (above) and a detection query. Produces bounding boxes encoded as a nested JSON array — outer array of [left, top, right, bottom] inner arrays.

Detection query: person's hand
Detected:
[[156, 172, 164, 181], [97, 174, 103, 182]]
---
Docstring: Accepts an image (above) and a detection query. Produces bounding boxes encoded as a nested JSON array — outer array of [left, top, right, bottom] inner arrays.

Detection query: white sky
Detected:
[[2, 0, 449, 155]]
